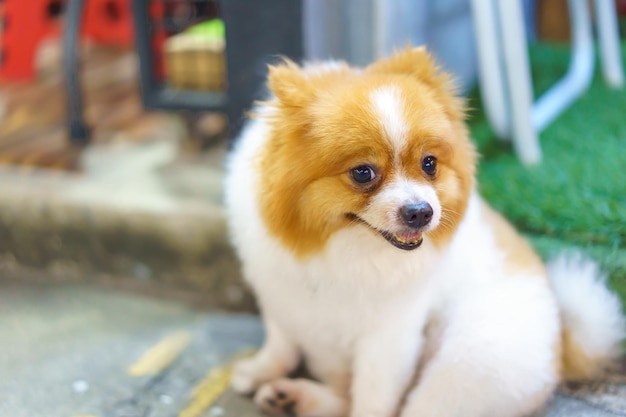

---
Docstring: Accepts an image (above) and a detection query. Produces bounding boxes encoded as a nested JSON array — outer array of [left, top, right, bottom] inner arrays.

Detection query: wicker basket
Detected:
[[165, 33, 226, 91]]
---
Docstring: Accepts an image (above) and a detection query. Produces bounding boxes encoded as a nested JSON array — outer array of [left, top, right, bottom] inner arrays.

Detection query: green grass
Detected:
[[468, 43, 626, 301]]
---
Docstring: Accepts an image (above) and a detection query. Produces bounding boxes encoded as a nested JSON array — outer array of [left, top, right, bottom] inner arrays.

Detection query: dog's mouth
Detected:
[[347, 214, 424, 251], [381, 230, 424, 250]]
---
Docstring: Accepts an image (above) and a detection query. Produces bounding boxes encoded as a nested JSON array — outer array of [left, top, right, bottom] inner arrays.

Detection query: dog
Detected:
[[224, 47, 624, 417]]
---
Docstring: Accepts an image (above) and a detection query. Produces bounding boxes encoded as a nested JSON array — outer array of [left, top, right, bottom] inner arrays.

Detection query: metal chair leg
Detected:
[[496, 0, 542, 165], [594, 0, 625, 88], [64, 0, 90, 145], [470, 0, 511, 140], [532, 0, 594, 132]]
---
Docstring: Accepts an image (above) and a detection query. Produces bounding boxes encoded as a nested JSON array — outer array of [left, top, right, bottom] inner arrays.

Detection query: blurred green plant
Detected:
[[185, 19, 225, 40], [469, 43, 626, 301]]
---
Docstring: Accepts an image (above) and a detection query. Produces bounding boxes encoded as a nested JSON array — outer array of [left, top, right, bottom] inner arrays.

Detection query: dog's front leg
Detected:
[[350, 329, 423, 417], [231, 318, 300, 395]]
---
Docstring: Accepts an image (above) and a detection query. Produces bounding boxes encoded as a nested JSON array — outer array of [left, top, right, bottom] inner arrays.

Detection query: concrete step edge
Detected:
[[0, 167, 253, 310]]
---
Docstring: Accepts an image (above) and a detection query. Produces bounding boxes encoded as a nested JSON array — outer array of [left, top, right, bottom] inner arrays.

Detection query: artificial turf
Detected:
[[468, 43, 626, 302]]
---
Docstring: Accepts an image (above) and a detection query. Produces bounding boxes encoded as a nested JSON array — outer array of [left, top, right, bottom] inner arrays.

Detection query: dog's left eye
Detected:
[[422, 155, 437, 176], [351, 165, 377, 184]]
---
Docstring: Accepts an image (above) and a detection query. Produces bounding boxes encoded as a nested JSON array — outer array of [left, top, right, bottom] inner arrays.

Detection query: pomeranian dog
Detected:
[[224, 47, 624, 417]]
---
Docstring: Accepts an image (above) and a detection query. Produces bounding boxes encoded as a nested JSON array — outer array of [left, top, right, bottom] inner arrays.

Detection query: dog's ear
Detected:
[[267, 59, 315, 108], [366, 46, 455, 93], [367, 46, 428, 74], [368, 46, 466, 121]]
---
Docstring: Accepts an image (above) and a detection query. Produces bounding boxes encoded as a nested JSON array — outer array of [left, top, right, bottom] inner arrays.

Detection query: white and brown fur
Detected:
[[224, 47, 625, 417]]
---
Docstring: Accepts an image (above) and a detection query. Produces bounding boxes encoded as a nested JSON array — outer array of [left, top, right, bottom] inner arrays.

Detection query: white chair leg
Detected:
[[532, 0, 595, 131], [469, 0, 510, 140], [594, 0, 625, 88], [496, 0, 541, 165]]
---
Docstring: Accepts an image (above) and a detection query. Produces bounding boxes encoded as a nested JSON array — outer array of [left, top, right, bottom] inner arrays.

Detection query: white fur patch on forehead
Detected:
[[369, 86, 409, 156]]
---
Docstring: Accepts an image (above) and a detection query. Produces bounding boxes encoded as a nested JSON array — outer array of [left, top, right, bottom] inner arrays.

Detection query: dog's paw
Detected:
[[254, 379, 303, 417], [230, 357, 263, 395]]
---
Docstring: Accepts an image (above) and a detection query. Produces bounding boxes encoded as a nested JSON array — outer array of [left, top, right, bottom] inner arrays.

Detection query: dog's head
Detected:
[[257, 47, 477, 258]]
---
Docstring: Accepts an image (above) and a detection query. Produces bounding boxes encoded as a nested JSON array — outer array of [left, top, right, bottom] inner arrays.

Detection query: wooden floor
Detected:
[[0, 43, 178, 171]]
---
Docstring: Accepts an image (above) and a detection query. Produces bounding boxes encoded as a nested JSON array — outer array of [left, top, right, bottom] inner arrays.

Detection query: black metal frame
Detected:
[[64, 0, 303, 143], [64, 0, 90, 145], [130, 0, 226, 112], [131, 0, 304, 138], [218, 0, 303, 136]]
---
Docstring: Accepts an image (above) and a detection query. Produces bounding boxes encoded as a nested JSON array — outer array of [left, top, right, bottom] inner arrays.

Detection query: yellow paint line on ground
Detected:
[[178, 349, 256, 417], [128, 331, 192, 377]]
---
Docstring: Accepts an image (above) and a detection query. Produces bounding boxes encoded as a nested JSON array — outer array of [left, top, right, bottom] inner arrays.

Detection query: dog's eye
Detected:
[[351, 165, 377, 184], [422, 156, 437, 176]]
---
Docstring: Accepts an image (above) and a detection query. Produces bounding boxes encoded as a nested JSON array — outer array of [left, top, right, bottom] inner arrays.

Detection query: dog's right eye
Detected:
[[351, 165, 377, 184]]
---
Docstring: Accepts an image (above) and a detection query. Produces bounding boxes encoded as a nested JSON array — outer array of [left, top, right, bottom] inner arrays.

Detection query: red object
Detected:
[[0, 0, 134, 81], [83, 0, 133, 46], [149, 0, 167, 80], [0, 0, 61, 80]]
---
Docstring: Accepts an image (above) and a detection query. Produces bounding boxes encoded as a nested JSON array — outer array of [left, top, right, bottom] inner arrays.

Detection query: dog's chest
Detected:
[[255, 244, 435, 377], [241, 216, 439, 379]]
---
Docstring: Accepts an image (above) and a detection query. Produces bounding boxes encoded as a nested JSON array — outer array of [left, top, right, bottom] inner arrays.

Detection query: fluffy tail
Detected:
[[548, 254, 625, 381]]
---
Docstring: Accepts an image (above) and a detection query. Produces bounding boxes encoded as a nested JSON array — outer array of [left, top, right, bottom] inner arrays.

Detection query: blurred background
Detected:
[[0, 1, 624, 416]]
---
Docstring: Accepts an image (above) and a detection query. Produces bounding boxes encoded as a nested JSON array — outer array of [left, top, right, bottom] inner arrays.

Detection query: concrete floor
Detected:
[[1, 279, 624, 417], [0, 279, 261, 417]]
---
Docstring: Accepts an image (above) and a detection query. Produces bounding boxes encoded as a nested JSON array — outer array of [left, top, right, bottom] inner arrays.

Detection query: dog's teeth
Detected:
[[394, 233, 422, 244]]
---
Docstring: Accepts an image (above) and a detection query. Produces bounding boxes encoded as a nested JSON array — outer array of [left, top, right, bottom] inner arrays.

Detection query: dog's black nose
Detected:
[[399, 203, 433, 229]]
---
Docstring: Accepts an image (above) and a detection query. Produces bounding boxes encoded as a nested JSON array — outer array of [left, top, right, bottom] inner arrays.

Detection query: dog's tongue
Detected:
[[394, 231, 423, 244]]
